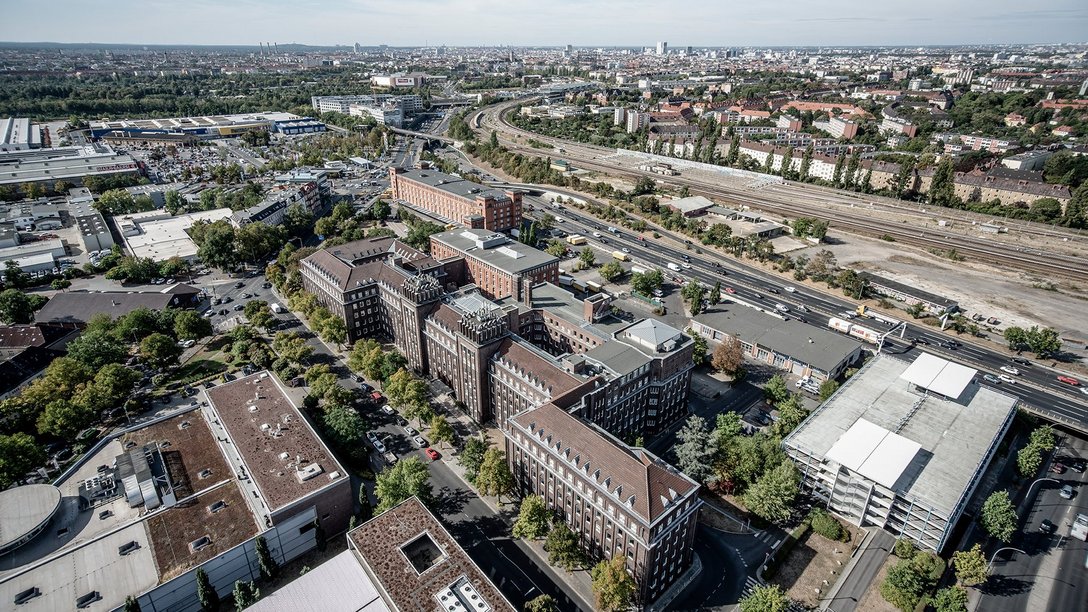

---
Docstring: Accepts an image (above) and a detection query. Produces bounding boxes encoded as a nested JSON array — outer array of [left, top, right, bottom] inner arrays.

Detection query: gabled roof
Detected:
[[511, 403, 698, 523]]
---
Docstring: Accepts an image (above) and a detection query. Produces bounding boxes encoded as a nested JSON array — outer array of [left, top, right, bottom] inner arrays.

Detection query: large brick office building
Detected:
[[429, 228, 560, 301], [388, 167, 523, 231], [299, 236, 701, 602]]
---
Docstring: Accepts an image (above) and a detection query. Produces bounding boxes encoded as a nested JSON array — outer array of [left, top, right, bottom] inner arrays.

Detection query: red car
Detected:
[[1050, 462, 1067, 474], [1057, 375, 1081, 386], [724, 287, 736, 294], [425, 448, 440, 461]]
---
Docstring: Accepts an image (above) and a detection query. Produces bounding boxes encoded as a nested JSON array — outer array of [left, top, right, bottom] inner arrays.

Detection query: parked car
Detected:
[[425, 448, 440, 460], [235, 281, 245, 288], [404, 426, 418, 437], [1060, 485, 1076, 500], [1050, 462, 1067, 474], [1040, 519, 1057, 534], [373, 440, 387, 453], [413, 436, 427, 448], [366, 431, 378, 442], [380, 405, 395, 415]]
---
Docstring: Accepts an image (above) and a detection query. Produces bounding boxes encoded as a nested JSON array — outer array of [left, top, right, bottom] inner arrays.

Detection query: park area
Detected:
[[765, 511, 864, 608]]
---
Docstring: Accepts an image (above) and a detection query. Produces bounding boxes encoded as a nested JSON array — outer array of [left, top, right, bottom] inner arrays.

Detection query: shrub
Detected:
[[809, 509, 846, 541], [894, 538, 915, 560]]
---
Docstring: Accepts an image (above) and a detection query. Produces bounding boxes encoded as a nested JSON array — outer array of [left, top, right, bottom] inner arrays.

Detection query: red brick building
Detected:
[[429, 228, 559, 301], [388, 167, 522, 231]]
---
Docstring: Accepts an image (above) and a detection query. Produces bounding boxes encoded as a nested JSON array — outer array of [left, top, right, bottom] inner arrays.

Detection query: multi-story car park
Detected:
[[783, 353, 1017, 552], [388, 167, 523, 232]]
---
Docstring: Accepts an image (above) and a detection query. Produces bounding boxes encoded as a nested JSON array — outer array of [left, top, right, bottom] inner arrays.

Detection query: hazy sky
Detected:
[[2, 0, 1086, 47]]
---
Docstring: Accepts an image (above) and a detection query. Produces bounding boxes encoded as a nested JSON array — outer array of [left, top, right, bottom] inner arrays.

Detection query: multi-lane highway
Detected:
[[470, 99, 1088, 281], [507, 184, 1088, 429]]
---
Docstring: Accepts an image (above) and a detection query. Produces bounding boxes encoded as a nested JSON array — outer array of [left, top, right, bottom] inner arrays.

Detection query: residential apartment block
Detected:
[[388, 168, 522, 232]]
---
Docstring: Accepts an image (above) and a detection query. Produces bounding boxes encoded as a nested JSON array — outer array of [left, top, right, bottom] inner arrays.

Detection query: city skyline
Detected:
[[1, 0, 1086, 47]]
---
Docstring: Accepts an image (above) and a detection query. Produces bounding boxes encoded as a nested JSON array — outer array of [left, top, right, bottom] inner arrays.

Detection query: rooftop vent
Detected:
[[118, 541, 140, 556], [207, 500, 227, 514], [248, 405, 259, 413], [198, 468, 213, 479], [295, 463, 324, 483], [189, 535, 212, 553], [178, 421, 191, 430], [279, 452, 290, 460]]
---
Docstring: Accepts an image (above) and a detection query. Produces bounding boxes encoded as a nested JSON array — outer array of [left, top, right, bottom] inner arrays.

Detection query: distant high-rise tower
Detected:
[[565, 44, 573, 53], [354, 42, 362, 54], [656, 41, 668, 56]]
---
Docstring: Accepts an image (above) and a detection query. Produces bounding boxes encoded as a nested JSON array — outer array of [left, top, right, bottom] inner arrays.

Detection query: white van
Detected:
[[667, 263, 681, 272]]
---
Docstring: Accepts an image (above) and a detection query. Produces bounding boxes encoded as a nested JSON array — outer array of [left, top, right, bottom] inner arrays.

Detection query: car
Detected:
[[221, 296, 232, 303], [414, 436, 427, 448], [999, 374, 1016, 384], [753, 292, 763, 299], [914, 337, 930, 345], [1060, 485, 1076, 499], [404, 426, 418, 437], [1000, 366, 1020, 376], [380, 405, 395, 415], [768, 288, 780, 294], [775, 303, 790, 313], [178, 339, 196, 348], [1050, 462, 1066, 474], [366, 431, 378, 442], [1040, 519, 1057, 534], [983, 374, 1001, 384], [166, 278, 176, 284], [234, 304, 245, 311], [235, 281, 245, 288], [240, 293, 252, 299], [425, 448, 440, 460], [351, 373, 362, 383], [1070, 459, 1087, 473], [784, 286, 796, 293], [1082, 387, 1088, 396], [359, 383, 374, 394], [681, 254, 690, 261], [262, 282, 272, 289], [798, 316, 807, 323], [202, 310, 215, 318], [724, 287, 736, 294], [373, 440, 387, 453], [1057, 375, 1081, 386], [681, 262, 691, 269], [1011, 357, 1031, 366]]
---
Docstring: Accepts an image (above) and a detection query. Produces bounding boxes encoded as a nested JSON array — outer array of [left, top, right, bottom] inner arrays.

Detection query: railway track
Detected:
[[472, 102, 1088, 280]]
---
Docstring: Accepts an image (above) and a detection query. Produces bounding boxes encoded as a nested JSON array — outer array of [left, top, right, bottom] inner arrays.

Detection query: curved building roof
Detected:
[[0, 484, 62, 553]]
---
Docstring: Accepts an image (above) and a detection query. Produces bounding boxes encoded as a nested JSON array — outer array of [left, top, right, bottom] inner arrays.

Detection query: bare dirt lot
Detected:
[[770, 522, 865, 608]]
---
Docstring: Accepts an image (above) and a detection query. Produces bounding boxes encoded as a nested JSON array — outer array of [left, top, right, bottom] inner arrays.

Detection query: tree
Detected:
[[1003, 326, 1028, 352], [544, 522, 583, 571], [598, 260, 624, 283], [690, 330, 708, 365], [713, 411, 743, 450], [458, 436, 490, 483], [375, 457, 433, 512], [544, 240, 568, 258], [51, 278, 72, 292], [196, 568, 219, 611], [980, 490, 1017, 542], [763, 375, 790, 405], [798, 144, 814, 182], [894, 538, 915, 560], [578, 247, 596, 269], [523, 595, 558, 612], [141, 333, 182, 369], [429, 414, 455, 449], [0, 288, 35, 324], [809, 508, 845, 541], [711, 336, 744, 375], [174, 310, 213, 341], [0, 432, 45, 489], [1025, 326, 1062, 358], [742, 461, 799, 524], [771, 394, 808, 437], [37, 398, 95, 439], [197, 221, 239, 271], [512, 495, 552, 540], [1017, 444, 1043, 477], [880, 559, 928, 611], [591, 556, 635, 612], [929, 157, 957, 207], [243, 300, 276, 331], [323, 405, 366, 446], [818, 380, 840, 401], [739, 584, 789, 612], [1029, 425, 1056, 450], [254, 535, 278, 581], [674, 416, 716, 484], [476, 448, 514, 502], [630, 269, 664, 296], [932, 585, 969, 612], [283, 202, 314, 238], [951, 543, 988, 586], [124, 596, 142, 612], [232, 580, 260, 610]]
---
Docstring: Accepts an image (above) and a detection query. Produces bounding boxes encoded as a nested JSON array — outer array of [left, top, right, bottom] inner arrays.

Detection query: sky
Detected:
[[1, 0, 1086, 48]]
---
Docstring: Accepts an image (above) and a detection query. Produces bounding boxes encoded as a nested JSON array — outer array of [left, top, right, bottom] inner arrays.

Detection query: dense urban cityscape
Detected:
[[0, 3, 1087, 611]]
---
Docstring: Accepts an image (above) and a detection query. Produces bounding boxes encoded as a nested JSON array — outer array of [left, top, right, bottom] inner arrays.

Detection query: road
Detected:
[[979, 436, 1088, 612], [506, 187, 1088, 431]]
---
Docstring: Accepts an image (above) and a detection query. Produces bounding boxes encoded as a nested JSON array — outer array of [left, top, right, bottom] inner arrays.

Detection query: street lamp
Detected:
[[987, 547, 1026, 572], [1027, 477, 1060, 501]]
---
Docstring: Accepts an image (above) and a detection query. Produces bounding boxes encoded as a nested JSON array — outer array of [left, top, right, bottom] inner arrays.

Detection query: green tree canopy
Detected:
[[375, 457, 433, 512], [739, 584, 789, 612], [512, 495, 552, 540], [980, 490, 1017, 543], [0, 432, 46, 489], [590, 556, 636, 612], [741, 461, 799, 524]]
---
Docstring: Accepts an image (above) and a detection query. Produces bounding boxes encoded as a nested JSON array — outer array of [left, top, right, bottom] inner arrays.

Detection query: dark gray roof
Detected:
[[397, 168, 511, 202], [34, 291, 176, 325], [693, 305, 862, 373]]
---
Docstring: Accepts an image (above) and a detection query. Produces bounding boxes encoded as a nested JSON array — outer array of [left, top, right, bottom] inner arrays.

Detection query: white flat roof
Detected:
[[826, 419, 923, 489], [120, 208, 232, 261], [900, 352, 976, 399], [244, 550, 389, 612]]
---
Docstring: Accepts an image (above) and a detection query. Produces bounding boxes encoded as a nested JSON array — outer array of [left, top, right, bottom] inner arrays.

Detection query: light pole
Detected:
[[987, 547, 1026, 572], [1027, 477, 1060, 500]]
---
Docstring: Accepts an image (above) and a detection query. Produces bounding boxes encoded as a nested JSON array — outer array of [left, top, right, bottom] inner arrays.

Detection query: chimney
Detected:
[[520, 277, 534, 307]]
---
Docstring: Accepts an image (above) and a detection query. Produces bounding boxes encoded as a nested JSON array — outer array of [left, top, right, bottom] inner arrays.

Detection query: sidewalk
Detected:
[[819, 528, 894, 612]]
